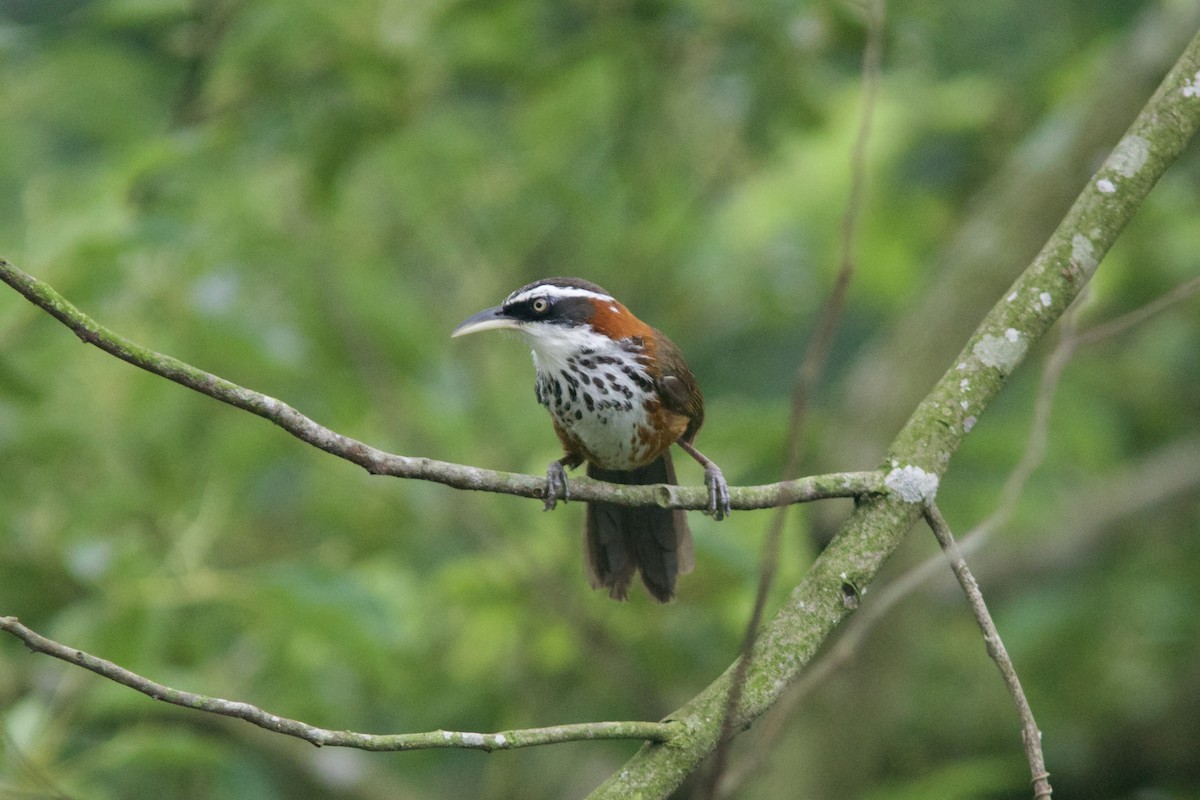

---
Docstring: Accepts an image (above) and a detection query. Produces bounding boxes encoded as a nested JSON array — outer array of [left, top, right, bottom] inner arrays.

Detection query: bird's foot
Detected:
[[704, 464, 732, 521], [544, 460, 570, 511]]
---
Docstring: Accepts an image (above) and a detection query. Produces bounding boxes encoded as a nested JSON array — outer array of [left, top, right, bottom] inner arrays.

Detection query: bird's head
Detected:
[[452, 277, 650, 369]]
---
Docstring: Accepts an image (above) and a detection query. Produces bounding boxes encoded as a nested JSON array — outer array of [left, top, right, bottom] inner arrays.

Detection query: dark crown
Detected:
[[505, 277, 613, 303]]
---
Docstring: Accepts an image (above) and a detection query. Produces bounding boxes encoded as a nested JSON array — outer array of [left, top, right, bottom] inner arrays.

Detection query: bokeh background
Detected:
[[2, 1, 1199, 798]]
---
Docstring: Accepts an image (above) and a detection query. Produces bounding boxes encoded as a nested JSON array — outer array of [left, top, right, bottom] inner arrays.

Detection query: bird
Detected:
[[452, 277, 730, 602]]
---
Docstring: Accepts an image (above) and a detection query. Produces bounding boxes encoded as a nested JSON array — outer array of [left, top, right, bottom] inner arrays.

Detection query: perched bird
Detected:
[[453, 277, 730, 602]]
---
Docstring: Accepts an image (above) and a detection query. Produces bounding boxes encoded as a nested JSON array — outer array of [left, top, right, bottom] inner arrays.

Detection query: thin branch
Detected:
[[923, 505, 1052, 800], [781, 0, 885, 472], [1076, 273, 1200, 346], [0, 258, 880, 512], [705, 1, 887, 796], [0, 616, 675, 752]]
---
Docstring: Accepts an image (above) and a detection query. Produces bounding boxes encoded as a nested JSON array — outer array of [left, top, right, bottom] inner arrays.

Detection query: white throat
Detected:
[[520, 323, 615, 374]]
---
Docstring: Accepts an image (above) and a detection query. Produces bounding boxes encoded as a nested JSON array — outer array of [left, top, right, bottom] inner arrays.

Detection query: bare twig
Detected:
[[923, 505, 1052, 799], [781, 0, 886, 473], [705, 2, 887, 796], [1076, 273, 1200, 345], [0, 616, 675, 752], [0, 258, 880, 512]]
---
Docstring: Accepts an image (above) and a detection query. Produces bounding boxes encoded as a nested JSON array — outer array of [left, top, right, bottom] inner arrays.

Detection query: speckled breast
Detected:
[[534, 350, 661, 470]]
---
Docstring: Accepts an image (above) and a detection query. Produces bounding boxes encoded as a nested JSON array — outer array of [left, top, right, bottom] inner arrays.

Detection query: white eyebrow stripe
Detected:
[[506, 286, 613, 305]]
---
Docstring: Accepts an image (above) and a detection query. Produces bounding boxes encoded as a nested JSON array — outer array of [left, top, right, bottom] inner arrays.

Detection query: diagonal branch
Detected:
[[0, 257, 880, 512], [0, 616, 675, 752]]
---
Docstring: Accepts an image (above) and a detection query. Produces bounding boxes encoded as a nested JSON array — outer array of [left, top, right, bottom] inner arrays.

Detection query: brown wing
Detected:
[[651, 328, 705, 444]]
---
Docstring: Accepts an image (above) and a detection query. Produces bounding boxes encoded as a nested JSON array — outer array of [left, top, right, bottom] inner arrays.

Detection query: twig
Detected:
[[781, 0, 885, 473], [923, 505, 1052, 800], [0, 616, 674, 752], [0, 258, 881, 512], [703, 4, 888, 797], [1076, 273, 1200, 345]]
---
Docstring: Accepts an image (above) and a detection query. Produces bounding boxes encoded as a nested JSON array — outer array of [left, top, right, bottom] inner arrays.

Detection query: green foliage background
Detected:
[[2, 1, 1198, 798]]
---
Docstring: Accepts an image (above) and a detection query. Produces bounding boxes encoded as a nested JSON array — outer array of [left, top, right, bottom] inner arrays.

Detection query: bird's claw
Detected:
[[544, 461, 570, 511], [704, 464, 732, 521]]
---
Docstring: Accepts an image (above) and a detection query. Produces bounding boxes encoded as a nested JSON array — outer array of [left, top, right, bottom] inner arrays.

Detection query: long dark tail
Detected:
[[585, 453, 694, 602]]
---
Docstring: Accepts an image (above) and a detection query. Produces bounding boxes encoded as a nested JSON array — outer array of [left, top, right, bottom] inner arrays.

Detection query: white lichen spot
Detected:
[[1071, 234, 1098, 273], [1007, 291, 1018, 302], [974, 329, 1028, 372], [839, 572, 848, 580], [494, 734, 507, 747], [885, 465, 939, 504], [1097, 178, 1116, 194], [463, 732, 485, 747], [1039, 292, 1052, 307], [960, 400, 969, 410], [1183, 70, 1200, 98], [442, 731, 453, 741], [964, 415, 977, 433], [1106, 135, 1150, 178], [956, 362, 968, 371], [959, 378, 970, 390]]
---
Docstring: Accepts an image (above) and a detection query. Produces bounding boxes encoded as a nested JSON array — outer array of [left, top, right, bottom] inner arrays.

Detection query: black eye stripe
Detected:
[[504, 295, 595, 325]]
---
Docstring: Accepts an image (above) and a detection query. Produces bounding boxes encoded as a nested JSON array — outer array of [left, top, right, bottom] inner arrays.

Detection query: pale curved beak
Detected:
[[451, 306, 521, 337]]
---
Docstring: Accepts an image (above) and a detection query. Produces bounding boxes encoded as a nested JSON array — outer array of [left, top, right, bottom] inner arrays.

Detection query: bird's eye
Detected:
[[531, 297, 550, 313]]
